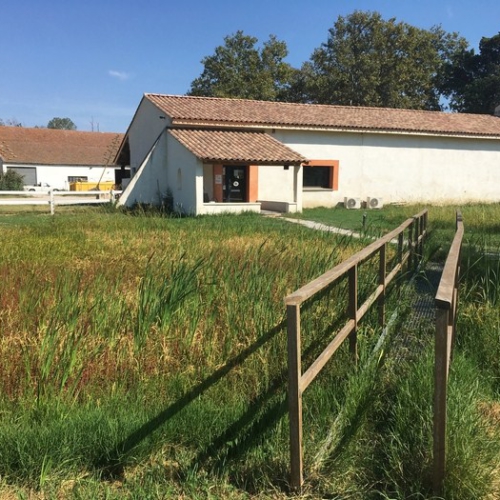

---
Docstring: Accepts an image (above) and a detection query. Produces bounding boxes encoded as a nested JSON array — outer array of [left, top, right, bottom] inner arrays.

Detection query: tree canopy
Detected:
[[301, 11, 467, 109], [189, 11, 500, 113], [441, 33, 500, 114], [188, 31, 294, 101], [47, 117, 77, 130]]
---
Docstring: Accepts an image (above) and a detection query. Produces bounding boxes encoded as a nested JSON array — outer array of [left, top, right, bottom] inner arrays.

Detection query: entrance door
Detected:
[[223, 166, 247, 202]]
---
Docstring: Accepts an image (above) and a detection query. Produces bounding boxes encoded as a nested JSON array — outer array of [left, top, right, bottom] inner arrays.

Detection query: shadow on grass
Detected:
[[95, 319, 287, 479], [95, 299, 349, 493]]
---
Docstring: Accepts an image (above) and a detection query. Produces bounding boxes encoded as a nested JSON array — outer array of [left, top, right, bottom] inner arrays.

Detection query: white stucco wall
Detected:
[[258, 165, 296, 202], [273, 129, 500, 206], [4, 163, 116, 190], [165, 133, 200, 214], [127, 98, 171, 175], [119, 133, 171, 206]]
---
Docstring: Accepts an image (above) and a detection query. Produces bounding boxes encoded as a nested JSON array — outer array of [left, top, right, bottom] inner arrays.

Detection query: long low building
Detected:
[[0, 127, 126, 190], [115, 93, 500, 214]]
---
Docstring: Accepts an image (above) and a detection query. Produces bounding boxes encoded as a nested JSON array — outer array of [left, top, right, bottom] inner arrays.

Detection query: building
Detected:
[[116, 94, 500, 214], [0, 127, 126, 190]]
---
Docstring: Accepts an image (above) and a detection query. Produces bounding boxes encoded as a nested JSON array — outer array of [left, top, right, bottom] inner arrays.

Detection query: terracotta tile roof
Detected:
[[168, 128, 306, 165], [146, 94, 500, 138], [0, 127, 124, 166]]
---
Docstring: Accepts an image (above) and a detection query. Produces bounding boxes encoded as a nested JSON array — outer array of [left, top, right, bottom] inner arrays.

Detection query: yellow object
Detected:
[[69, 181, 115, 191]]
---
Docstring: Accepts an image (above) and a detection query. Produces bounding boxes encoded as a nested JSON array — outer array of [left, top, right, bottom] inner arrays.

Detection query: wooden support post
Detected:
[[348, 266, 358, 362], [287, 303, 303, 490], [378, 245, 386, 327], [397, 232, 404, 300], [413, 218, 419, 269], [407, 223, 414, 274], [49, 191, 55, 215], [433, 307, 449, 496]]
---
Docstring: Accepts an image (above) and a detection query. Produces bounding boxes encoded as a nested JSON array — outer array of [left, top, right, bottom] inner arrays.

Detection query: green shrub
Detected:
[[0, 169, 24, 190]]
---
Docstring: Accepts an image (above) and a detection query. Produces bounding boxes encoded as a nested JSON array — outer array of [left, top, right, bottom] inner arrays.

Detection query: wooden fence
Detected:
[[0, 190, 121, 214], [433, 212, 464, 495], [285, 210, 428, 489]]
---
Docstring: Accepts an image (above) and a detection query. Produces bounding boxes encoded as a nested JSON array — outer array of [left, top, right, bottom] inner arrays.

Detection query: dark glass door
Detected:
[[223, 166, 247, 202]]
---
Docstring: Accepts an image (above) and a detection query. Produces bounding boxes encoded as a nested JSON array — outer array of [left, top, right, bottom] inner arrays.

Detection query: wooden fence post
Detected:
[[407, 222, 414, 274], [348, 265, 358, 362], [433, 307, 449, 495], [287, 303, 303, 490], [378, 244, 386, 327], [49, 190, 55, 215]]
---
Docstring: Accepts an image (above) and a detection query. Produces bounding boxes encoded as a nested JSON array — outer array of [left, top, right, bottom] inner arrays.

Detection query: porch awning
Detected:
[[168, 128, 306, 165]]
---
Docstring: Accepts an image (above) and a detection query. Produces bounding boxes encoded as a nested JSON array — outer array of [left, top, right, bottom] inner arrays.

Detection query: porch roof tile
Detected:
[[168, 128, 306, 165], [147, 93, 500, 138]]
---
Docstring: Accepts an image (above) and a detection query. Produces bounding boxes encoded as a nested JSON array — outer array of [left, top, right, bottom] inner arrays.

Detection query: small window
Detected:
[[303, 166, 331, 188], [302, 160, 339, 190]]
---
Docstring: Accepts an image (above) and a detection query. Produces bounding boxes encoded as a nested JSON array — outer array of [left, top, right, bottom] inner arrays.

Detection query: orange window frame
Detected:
[[303, 160, 339, 190]]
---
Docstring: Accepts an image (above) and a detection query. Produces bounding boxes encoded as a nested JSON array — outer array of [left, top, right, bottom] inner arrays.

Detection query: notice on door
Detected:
[[215, 174, 222, 184]]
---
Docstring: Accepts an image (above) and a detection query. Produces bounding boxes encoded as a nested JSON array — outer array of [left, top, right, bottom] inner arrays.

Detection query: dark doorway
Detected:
[[223, 166, 247, 202]]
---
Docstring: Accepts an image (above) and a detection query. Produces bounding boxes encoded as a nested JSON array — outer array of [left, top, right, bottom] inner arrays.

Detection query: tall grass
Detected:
[[0, 210, 369, 496], [1, 205, 500, 498]]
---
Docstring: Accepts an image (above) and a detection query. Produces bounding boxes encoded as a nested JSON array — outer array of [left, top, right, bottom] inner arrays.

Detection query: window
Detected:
[[303, 166, 331, 188], [302, 160, 339, 190]]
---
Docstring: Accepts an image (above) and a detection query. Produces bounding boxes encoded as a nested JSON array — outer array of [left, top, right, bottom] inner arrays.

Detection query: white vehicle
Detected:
[[23, 182, 63, 192]]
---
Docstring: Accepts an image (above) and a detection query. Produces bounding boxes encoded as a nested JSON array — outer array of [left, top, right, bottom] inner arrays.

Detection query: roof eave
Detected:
[[197, 157, 304, 166], [171, 119, 500, 140]]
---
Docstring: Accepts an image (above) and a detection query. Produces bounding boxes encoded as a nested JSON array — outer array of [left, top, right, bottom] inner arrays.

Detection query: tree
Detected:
[[441, 33, 500, 114], [0, 118, 23, 127], [188, 31, 295, 100], [0, 170, 24, 190], [47, 117, 77, 130], [301, 11, 467, 110]]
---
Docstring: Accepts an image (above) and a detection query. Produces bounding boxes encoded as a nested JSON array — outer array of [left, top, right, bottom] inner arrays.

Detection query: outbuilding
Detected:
[[116, 94, 500, 214], [0, 127, 125, 190]]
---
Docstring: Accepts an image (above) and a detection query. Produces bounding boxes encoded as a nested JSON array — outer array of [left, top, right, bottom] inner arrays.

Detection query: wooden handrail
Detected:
[[286, 209, 428, 490], [435, 213, 464, 309], [286, 213, 425, 307], [433, 211, 464, 495]]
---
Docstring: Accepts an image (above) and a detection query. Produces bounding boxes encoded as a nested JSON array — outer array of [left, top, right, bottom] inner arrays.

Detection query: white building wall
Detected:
[[119, 133, 170, 207], [127, 98, 171, 175], [273, 129, 500, 206], [4, 163, 116, 190], [166, 133, 200, 214], [258, 165, 295, 202]]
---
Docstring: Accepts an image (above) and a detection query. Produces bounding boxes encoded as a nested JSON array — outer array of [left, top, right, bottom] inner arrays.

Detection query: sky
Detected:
[[1, 0, 499, 133]]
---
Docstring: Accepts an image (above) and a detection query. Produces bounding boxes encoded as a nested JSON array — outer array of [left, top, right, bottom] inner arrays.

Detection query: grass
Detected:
[[0, 204, 499, 498]]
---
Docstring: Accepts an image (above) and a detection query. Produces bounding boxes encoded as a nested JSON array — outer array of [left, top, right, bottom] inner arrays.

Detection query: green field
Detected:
[[0, 205, 499, 499]]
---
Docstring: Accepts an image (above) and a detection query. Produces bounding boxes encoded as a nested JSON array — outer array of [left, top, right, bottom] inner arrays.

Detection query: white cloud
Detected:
[[108, 70, 131, 81]]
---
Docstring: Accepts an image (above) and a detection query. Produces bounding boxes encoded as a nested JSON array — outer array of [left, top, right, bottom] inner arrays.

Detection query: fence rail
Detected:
[[285, 209, 428, 490], [433, 211, 464, 495], [0, 190, 122, 214]]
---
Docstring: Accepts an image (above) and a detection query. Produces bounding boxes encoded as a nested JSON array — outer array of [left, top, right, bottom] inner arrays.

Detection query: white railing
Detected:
[[0, 190, 122, 214]]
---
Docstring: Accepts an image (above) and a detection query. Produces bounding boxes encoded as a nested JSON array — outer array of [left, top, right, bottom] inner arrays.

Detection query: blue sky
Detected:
[[1, 0, 499, 132]]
